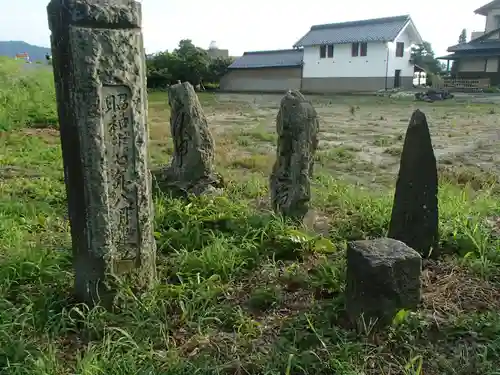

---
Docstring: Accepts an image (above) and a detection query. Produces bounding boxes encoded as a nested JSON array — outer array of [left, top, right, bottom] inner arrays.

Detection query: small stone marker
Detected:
[[47, 0, 156, 305], [270, 90, 319, 221], [388, 109, 439, 257], [345, 238, 422, 326], [155, 81, 223, 197]]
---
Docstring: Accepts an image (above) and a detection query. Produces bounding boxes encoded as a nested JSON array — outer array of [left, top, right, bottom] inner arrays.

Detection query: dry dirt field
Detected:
[[148, 91, 500, 190]]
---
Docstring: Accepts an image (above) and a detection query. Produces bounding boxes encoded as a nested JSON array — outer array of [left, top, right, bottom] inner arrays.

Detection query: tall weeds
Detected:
[[0, 57, 57, 131]]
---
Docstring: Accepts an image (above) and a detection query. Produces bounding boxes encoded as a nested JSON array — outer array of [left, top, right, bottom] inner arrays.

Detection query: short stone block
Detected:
[[345, 238, 422, 326]]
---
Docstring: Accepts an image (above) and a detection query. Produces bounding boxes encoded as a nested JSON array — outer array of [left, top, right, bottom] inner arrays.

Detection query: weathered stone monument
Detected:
[[47, 0, 156, 305], [270, 90, 319, 221], [345, 238, 422, 327], [154, 81, 223, 197], [388, 109, 439, 257]]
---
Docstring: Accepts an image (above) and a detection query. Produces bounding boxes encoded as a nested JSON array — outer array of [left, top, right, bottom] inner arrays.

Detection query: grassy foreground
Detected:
[[1, 60, 500, 374]]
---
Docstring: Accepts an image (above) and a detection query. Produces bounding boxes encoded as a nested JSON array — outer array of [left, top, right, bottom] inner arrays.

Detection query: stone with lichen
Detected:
[[269, 90, 319, 221], [153, 82, 223, 197], [47, 0, 156, 307]]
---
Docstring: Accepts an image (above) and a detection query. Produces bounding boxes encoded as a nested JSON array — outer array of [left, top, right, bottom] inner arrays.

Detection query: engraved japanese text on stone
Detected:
[[101, 85, 139, 259]]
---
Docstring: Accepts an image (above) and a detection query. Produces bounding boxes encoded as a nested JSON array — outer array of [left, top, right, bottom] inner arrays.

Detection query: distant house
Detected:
[[220, 15, 423, 93], [295, 15, 423, 92], [439, 0, 500, 86], [220, 49, 303, 92], [15, 52, 31, 63]]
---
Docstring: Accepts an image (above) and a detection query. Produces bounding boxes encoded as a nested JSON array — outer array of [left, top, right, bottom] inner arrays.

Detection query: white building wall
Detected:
[[486, 30, 500, 39], [460, 58, 486, 72], [302, 42, 388, 78], [486, 57, 498, 72], [388, 29, 414, 78], [471, 31, 485, 40], [302, 27, 415, 79], [485, 8, 500, 33]]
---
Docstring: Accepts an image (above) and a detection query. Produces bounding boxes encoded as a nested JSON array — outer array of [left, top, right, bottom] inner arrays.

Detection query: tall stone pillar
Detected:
[[47, 0, 156, 305]]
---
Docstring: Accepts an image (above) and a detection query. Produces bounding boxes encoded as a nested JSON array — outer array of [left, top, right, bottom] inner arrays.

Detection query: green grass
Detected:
[[1, 58, 500, 374], [0, 58, 57, 131]]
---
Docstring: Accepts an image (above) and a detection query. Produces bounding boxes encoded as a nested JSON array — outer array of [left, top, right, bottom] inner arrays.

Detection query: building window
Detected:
[[351, 42, 359, 57], [396, 42, 404, 57], [320, 44, 334, 58], [360, 42, 368, 56], [319, 45, 326, 58], [327, 44, 334, 58]]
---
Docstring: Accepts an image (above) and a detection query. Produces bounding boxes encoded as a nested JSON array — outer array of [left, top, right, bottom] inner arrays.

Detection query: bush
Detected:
[[483, 86, 500, 93], [146, 39, 233, 89], [0, 57, 58, 131]]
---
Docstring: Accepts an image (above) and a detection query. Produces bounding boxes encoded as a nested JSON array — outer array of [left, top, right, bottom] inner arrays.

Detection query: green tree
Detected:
[[459, 28, 467, 44], [145, 39, 234, 89], [146, 51, 175, 88], [206, 56, 234, 84], [173, 39, 210, 86], [411, 42, 443, 74]]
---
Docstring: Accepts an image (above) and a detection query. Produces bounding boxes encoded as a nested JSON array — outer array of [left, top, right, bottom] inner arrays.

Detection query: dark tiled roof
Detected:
[[436, 54, 455, 59], [437, 50, 500, 59], [474, 28, 500, 42], [474, 0, 500, 15], [448, 29, 500, 52], [293, 15, 410, 47], [448, 27, 500, 51], [228, 49, 303, 69]]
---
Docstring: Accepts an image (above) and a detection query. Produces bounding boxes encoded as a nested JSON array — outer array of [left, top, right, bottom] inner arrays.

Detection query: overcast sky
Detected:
[[0, 0, 490, 57]]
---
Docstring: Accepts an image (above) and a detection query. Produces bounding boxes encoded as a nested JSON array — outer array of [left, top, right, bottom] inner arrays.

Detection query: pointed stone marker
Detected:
[[388, 109, 439, 257], [47, 0, 156, 305]]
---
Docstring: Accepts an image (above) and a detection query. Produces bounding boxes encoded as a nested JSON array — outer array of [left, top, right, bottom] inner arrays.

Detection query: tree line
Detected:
[[146, 39, 234, 89]]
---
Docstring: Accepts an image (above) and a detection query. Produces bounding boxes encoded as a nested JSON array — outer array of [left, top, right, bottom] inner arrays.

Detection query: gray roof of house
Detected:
[[447, 29, 500, 52], [437, 50, 500, 59], [228, 49, 303, 69], [474, 0, 500, 15], [293, 15, 411, 47], [448, 41, 500, 51]]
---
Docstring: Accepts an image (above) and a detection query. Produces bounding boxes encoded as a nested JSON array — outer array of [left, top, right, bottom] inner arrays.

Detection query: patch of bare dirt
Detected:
[[0, 165, 44, 179], [200, 93, 500, 188], [22, 127, 60, 142]]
